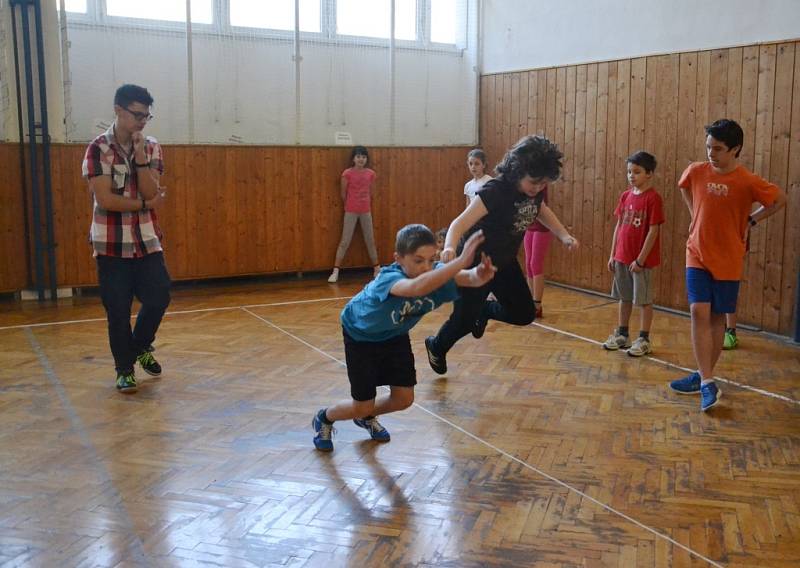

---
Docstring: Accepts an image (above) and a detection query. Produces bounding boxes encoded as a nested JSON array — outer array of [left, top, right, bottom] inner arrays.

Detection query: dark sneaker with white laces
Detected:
[[136, 348, 162, 377], [312, 409, 335, 451], [669, 371, 701, 394], [353, 416, 391, 442], [700, 382, 721, 411], [115, 371, 138, 393], [425, 336, 447, 375]]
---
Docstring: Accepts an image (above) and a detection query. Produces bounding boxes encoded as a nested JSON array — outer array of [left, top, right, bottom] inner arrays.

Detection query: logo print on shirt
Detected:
[[391, 297, 436, 325], [621, 206, 646, 228], [513, 200, 540, 233], [706, 182, 729, 196]]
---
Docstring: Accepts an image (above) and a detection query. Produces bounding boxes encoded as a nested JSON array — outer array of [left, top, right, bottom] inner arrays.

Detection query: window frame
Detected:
[[59, 0, 466, 53]]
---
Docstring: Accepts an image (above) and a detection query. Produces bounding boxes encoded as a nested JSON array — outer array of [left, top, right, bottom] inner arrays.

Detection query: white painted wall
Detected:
[[482, 0, 800, 73]]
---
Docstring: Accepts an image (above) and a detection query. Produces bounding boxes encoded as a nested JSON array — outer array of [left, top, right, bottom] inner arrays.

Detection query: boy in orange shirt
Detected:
[[669, 119, 785, 411]]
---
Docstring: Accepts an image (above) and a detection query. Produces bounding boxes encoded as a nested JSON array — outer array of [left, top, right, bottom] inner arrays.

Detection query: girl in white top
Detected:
[[464, 148, 493, 208]]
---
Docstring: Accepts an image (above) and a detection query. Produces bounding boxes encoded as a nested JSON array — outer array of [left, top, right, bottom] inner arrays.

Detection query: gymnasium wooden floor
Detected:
[[1, 275, 798, 567]]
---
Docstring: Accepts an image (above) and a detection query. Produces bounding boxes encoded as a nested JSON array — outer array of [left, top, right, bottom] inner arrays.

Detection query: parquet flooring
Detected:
[[1, 276, 798, 567]]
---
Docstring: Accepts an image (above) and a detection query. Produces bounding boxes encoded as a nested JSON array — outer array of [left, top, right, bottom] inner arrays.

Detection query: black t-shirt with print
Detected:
[[459, 177, 545, 268]]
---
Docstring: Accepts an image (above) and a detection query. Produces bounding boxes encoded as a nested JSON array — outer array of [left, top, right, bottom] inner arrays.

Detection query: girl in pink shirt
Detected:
[[329, 146, 380, 283]]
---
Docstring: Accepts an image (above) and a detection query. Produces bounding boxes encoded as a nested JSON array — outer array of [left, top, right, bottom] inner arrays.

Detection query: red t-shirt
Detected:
[[342, 167, 376, 214], [613, 187, 665, 268], [679, 162, 779, 280]]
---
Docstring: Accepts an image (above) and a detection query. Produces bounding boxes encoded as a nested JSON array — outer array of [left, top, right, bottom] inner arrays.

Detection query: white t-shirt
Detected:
[[464, 175, 493, 203]]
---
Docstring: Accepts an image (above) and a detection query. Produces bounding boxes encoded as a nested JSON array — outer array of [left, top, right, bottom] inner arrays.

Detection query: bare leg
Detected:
[[690, 302, 726, 383], [324, 386, 414, 421], [639, 304, 653, 333], [532, 274, 546, 302], [618, 301, 633, 329]]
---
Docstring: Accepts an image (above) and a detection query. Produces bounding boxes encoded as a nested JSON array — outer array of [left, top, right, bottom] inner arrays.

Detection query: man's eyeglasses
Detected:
[[122, 107, 154, 122]]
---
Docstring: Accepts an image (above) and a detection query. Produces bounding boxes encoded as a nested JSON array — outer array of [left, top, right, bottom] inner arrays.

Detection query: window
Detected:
[[230, 0, 321, 32], [106, 0, 213, 24], [57, 0, 87, 13], [336, 0, 417, 41], [430, 0, 457, 44]]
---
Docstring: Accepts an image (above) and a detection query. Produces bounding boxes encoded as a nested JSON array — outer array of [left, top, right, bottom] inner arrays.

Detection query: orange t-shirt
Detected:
[[679, 162, 779, 280]]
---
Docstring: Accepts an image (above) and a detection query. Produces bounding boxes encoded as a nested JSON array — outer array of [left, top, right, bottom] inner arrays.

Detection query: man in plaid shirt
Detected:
[[82, 84, 170, 393]]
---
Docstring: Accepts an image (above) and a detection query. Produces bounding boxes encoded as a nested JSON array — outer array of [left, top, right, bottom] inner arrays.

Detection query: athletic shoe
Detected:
[[115, 371, 138, 393], [602, 331, 630, 351], [137, 348, 162, 376], [353, 416, 391, 442], [700, 382, 721, 411], [327, 269, 339, 283], [425, 336, 447, 375], [627, 336, 652, 357], [312, 409, 335, 451], [669, 371, 701, 394], [723, 331, 738, 350], [472, 314, 488, 339]]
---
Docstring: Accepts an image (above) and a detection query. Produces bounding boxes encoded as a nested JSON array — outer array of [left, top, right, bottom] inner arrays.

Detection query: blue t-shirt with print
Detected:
[[341, 262, 459, 342]]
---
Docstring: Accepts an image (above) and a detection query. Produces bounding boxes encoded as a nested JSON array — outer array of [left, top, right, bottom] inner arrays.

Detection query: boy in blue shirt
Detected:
[[313, 224, 496, 451]]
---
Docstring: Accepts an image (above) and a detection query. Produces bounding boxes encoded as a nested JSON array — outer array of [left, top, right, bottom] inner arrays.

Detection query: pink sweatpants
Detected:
[[523, 230, 554, 277]]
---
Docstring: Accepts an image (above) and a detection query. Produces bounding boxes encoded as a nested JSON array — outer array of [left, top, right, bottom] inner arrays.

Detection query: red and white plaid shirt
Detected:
[[81, 125, 165, 258]]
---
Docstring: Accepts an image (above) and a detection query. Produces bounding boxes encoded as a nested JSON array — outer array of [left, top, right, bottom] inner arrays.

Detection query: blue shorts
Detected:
[[685, 268, 740, 314]]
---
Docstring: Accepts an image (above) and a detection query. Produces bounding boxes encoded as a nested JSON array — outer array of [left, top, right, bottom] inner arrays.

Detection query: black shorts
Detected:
[[343, 329, 417, 401]]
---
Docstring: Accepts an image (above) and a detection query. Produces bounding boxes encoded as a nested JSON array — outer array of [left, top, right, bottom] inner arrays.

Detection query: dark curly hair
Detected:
[[494, 135, 563, 185]]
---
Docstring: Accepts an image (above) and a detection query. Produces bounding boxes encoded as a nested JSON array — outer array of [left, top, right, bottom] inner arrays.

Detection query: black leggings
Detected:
[[431, 260, 535, 355]]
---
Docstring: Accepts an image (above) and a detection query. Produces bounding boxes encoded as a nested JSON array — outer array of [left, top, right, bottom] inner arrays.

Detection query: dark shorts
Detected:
[[343, 329, 417, 402], [685, 268, 740, 314]]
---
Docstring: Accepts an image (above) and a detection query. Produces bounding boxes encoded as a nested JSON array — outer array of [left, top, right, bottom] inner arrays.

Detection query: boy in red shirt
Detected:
[[669, 119, 785, 411], [603, 151, 665, 357]]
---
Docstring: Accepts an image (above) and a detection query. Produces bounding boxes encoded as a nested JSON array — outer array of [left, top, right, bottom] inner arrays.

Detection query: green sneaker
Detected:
[[137, 349, 162, 376], [115, 371, 138, 393], [722, 331, 738, 350]]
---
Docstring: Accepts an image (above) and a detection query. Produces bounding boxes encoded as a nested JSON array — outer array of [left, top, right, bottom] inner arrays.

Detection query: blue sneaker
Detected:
[[700, 382, 721, 411], [353, 416, 390, 442], [669, 372, 701, 394], [312, 409, 335, 451]]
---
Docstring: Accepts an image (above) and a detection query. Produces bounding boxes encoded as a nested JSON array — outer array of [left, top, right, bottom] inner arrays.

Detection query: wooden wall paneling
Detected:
[[573, 65, 587, 287], [223, 148, 238, 276], [629, 58, 647, 151], [749, 45, 778, 328], [160, 147, 185, 279], [781, 42, 800, 333], [536, 69, 548, 138], [582, 64, 598, 291], [763, 43, 795, 332], [726, 47, 744, 123], [602, 61, 618, 295], [493, 73, 504, 164], [477, 41, 798, 334], [510, 72, 521, 145], [518, 70, 530, 141], [231, 146, 250, 274], [591, 62, 610, 292], [503, 74, 514, 149], [0, 145, 28, 291], [552, 67, 568, 281], [661, 55, 681, 310], [708, 49, 730, 120], [479, 76, 489, 150], [526, 70, 538, 139], [673, 53, 699, 311], [563, 65, 577, 283]]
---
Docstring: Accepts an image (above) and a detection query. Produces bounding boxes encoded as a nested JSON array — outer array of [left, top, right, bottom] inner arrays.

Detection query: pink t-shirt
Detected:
[[342, 167, 376, 214]]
